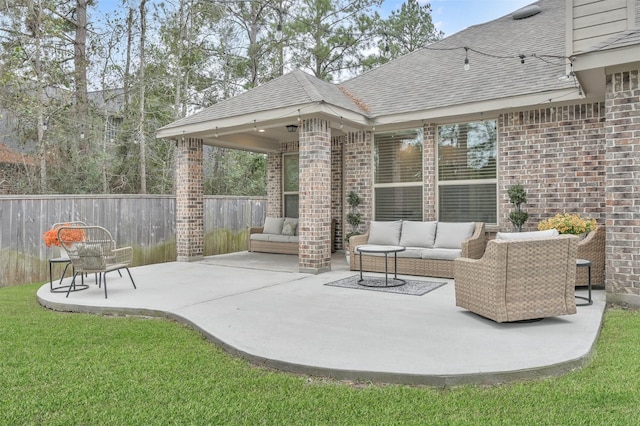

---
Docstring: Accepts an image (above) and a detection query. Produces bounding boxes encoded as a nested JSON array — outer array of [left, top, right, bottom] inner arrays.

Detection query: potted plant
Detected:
[[538, 213, 597, 237], [344, 191, 362, 263], [507, 184, 528, 232], [42, 223, 86, 258]]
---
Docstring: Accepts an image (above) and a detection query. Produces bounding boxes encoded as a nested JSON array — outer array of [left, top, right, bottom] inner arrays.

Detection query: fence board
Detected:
[[0, 195, 267, 287]]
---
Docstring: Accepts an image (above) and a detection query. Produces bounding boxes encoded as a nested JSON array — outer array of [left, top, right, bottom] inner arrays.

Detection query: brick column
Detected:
[[175, 137, 204, 262], [298, 117, 332, 273], [605, 69, 640, 306]]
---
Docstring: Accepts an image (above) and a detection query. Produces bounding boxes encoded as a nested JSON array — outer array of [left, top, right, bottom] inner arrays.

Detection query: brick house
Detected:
[[157, 0, 640, 306]]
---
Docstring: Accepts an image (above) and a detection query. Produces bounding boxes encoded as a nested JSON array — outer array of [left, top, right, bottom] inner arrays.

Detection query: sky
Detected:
[[385, 0, 536, 36], [97, 0, 537, 37]]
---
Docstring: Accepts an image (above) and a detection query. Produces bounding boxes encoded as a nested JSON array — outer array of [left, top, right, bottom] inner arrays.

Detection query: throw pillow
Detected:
[[496, 229, 559, 240], [433, 222, 476, 249], [263, 217, 284, 235], [367, 220, 403, 246], [282, 218, 298, 236], [399, 221, 438, 248]]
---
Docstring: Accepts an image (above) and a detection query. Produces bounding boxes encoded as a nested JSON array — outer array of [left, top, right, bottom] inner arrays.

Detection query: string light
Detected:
[[339, 116, 343, 129], [215, 126, 219, 138], [463, 47, 470, 71], [519, 54, 526, 64], [253, 119, 257, 131], [297, 109, 301, 123]]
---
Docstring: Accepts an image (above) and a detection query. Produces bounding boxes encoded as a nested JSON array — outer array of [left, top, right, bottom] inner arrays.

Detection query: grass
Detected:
[[2, 283, 640, 425]]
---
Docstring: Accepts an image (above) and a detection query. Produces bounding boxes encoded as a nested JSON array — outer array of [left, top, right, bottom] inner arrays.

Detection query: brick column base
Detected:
[[176, 137, 204, 262]]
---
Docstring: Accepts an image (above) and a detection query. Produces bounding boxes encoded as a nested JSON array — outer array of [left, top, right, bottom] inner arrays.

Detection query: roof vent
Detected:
[[512, 5, 542, 20]]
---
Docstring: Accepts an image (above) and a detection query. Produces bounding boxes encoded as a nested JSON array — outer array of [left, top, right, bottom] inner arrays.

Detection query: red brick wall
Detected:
[[266, 152, 282, 217], [423, 124, 437, 221], [498, 102, 607, 232], [342, 130, 373, 245]]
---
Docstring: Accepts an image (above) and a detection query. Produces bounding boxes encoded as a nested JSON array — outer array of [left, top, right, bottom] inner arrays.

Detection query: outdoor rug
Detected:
[[325, 275, 447, 296]]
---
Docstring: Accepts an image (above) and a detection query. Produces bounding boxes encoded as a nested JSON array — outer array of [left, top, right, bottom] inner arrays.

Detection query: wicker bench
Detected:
[[248, 218, 336, 255], [349, 221, 486, 279]]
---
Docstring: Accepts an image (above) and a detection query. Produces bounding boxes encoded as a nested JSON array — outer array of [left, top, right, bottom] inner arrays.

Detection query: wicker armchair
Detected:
[[454, 235, 578, 323], [576, 225, 605, 287], [58, 225, 136, 299]]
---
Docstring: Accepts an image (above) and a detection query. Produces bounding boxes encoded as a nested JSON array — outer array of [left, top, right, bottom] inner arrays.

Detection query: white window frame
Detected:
[[436, 120, 498, 225], [282, 153, 299, 218], [373, 129, 424, 221]]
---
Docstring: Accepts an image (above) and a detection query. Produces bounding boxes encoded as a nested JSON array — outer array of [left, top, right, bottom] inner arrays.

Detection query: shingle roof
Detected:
[[161, 70, 364, 130], [159, 0, 594, 134], [341, 0, 572, 117]]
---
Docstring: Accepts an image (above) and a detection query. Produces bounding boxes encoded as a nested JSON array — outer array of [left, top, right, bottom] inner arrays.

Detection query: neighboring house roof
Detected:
[[0, 143, 37, 167]]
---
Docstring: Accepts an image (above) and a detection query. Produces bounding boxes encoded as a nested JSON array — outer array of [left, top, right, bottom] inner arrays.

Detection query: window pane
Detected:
[[438, 184, 497, 223], [284, 194, 299, 218], [438, 121, 496, 181], [375, 129, 423, 184], [375, 186, 423, 221], [283, 155, 299, 192]]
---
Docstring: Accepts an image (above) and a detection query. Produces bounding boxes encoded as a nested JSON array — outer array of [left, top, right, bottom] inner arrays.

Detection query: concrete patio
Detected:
[[37, 252, 606, 387]]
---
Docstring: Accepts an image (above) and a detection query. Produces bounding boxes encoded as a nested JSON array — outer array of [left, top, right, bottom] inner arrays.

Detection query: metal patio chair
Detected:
[[58, 225, 136, 299]]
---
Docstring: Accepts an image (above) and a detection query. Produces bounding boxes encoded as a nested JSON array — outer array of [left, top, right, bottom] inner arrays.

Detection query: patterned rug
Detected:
[[324, 275, 447, 296]]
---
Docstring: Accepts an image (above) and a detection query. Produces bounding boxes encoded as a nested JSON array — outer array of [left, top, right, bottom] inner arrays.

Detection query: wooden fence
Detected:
[[0, 195, 267, 287]]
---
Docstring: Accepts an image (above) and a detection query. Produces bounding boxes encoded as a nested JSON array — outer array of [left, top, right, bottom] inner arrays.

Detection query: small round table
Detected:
[[356, 245, 406, 288], [49, 257, 88, 293], [576, 259, 592, 306]]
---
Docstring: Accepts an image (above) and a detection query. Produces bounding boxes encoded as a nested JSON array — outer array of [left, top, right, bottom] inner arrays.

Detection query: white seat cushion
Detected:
[[250, 233, 271, 242], [434, 222, 475, 249], [367, 220, 403, 246], [263, 217, 284, 235], [267, 234, 299, 243], [422, 248, 461, 261], [399, 221, 438, 248]]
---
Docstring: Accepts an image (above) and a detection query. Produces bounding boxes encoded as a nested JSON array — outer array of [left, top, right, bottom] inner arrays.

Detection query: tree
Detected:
[[286, 0, 381, 81], [362, 0, 443, 70]]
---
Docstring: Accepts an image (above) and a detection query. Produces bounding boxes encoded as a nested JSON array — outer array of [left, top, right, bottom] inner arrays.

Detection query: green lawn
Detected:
[[1, 283, 640, 425]]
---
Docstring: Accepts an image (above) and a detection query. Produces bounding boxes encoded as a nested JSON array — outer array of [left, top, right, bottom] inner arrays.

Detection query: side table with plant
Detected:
[[344, 191, 362, 263]]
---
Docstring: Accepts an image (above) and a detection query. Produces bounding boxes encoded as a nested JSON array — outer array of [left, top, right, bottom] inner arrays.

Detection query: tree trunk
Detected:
[[138, 0, 147, 194], [75, 0, 89, 151]]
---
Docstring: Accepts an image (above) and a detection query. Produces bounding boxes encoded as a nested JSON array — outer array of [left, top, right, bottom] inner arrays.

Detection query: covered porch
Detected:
[[37, 252, 605, 386]]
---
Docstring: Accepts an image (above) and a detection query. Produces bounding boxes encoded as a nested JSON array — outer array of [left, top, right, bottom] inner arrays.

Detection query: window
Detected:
[[374, 129, 423, 221], [283, 154, 299, 218], [437, 120, 497, 224]]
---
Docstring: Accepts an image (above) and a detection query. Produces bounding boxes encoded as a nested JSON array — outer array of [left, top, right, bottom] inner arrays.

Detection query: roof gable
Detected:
[[160, 70, 366, 131]]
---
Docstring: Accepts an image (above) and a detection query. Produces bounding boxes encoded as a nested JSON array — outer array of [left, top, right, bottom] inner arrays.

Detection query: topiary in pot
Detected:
[[508, 184, 528, 232], [344, 191, 362, 243]]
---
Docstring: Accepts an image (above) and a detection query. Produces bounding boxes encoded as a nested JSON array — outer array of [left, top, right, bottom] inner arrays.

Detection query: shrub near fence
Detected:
[[0, 195, 267, 288]]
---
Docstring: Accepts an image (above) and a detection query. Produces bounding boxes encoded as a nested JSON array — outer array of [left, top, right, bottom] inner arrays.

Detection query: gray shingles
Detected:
[[341, 0, 573, 117]]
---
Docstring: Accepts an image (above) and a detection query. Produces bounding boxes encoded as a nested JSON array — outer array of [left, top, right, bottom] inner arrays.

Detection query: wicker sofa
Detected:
[[349, 221, 486, 279], [453, 234, 578, 323], [249, 217, 300, 255], [248, 217, 336, 255]]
